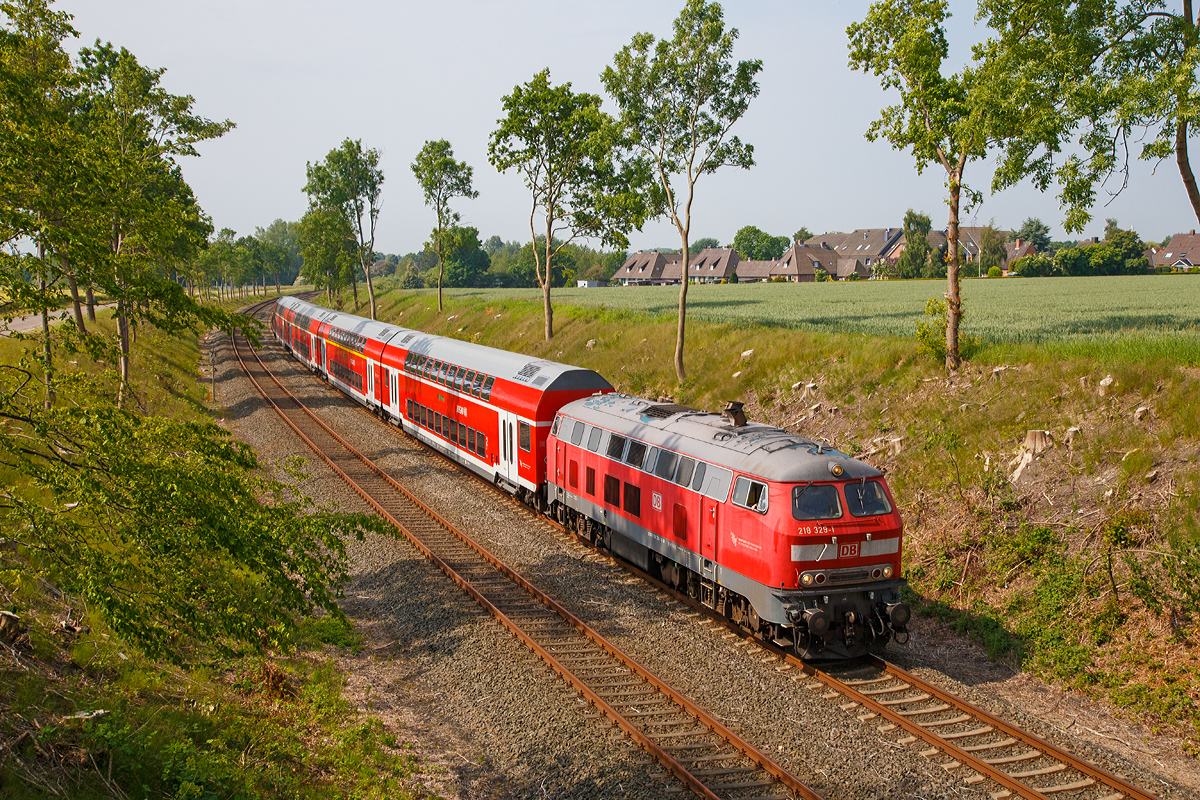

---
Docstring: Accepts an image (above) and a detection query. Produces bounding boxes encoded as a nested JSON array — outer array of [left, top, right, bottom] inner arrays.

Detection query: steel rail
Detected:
[[864, 656, 1160, 800], [228, 319, 821, 800]]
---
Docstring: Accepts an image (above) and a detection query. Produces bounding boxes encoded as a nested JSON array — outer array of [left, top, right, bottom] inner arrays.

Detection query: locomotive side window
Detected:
[[691, 461, 707, 491], [625, 441, 646, 468], [569, 461, 579, 489], [551, 415, 561, 436], [570, 421, 585, 446], [642, 446, 659, 473], [606, 434, 627, 460], [586, 427, 602, 452], [604, 475, 620, 506], [792, 483, 842, 520], [519, 422, 531, 452], [846, 479, 892, 517], [585, 466, 595, 495], [674, 457, 696, 487], [623, 483, 641, 517], [654, 450, 678, 480], [481, 375, 495, 400], [733, 476, 769, 514]]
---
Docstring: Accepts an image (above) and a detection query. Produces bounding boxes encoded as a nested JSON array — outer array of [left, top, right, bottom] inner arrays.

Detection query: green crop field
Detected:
[[448, 274, 1200, 363]]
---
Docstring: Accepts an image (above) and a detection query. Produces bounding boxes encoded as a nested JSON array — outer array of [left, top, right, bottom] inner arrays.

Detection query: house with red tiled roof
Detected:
[[1004, 239, 1038, 272]]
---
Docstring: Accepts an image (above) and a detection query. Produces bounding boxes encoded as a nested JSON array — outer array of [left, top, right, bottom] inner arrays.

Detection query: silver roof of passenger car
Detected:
[[276, 296, 610, 393], [558, 393, 882, 483]]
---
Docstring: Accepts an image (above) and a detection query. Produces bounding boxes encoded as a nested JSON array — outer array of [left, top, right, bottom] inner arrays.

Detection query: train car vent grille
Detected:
[[515, 363, 542, 381], [642, 404, 691, 419], [532, 376, 548, 386], [399, 334, 415, 345], [828, 569, 869, 585]]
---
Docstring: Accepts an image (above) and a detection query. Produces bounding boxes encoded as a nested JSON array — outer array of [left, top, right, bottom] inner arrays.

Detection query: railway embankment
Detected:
[[346, 281, 1200, 772]]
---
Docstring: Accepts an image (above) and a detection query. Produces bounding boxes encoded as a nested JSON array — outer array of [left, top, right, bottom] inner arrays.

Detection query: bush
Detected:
[[987, 265, 1002, 278], [915, 297, 981, 363]]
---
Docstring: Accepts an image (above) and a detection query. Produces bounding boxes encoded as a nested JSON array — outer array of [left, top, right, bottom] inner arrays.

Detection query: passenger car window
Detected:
[[732, 476, 769, 513], [519, 422, 531, 452], [570, 421, 585, 446], [792, 483, 842, 520], [476, 433, 485, 457], [463, 370, 475, 391], [472, 373, 485, 397], [481, 375, 495, 400], [625, 440, 646, 468], [453, 367, 464, 390], [586, 427, 602, 452], [846, 479, 892, 517]]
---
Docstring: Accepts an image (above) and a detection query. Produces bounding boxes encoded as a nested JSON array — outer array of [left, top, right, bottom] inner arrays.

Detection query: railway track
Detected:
[[228, 311, 821, 800], [233, 298, 1167, 800]]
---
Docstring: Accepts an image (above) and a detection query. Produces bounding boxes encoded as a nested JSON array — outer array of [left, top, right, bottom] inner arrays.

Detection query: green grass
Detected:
[[428, 275, 1200, 363]]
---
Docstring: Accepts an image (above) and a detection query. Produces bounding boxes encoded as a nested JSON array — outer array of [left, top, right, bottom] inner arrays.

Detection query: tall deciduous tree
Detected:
[[602, 0, 761, 383], [298, 208, 354, 308], [978, 222, 1007, 275], [896, 209, 932, 279], [849, 0, 1001, 370], [304, 139, 383, 319], [979, 0, 1200, 230], [411, 139, 477, 312], [489, 68, 641, 340], [732, 225, 789, 261]]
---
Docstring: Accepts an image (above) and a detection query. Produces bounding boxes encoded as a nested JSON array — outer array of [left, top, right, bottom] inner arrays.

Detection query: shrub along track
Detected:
[[231, 298, 1183, 800], [231, 308, 819, 800]]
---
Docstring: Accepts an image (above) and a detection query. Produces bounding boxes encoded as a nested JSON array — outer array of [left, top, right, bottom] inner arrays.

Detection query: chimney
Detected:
[[1016, 238, 1022, 248], [722, 401, 747, 428]]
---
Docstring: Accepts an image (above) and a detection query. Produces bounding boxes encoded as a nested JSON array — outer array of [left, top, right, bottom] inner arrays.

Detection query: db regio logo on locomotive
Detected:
[[651, 492, 663, 511]]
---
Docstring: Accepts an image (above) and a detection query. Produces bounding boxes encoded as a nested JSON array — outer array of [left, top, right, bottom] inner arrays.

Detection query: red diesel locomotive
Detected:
[[272, 296, 910, 659]]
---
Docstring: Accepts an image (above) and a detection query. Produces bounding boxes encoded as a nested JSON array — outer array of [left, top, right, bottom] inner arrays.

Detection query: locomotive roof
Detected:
[[277, 296, 611, 394], [560, 394, 882, 483]]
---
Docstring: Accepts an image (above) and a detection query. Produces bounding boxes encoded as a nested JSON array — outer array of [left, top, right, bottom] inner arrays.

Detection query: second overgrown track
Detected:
[[230, 305, 820, 800]]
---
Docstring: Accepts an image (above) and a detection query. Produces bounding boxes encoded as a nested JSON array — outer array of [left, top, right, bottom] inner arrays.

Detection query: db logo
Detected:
[[652, 492, 663, 511], [839, 543, 859, 559]]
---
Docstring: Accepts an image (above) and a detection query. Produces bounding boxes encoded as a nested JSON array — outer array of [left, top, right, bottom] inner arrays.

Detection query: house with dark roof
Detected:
[[734, 259, 777, 282], [1004, 239, 1038, 271], [804, 228, 903, 275], [613, 251, 682, 285], [686, 247, 740, 283], [882, 230, 949, 265], [1148, 231, 1200, 269]]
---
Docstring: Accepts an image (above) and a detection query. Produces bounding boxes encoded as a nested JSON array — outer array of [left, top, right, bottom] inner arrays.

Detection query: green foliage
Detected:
[[793, 227, 813, 243], [689, 237, 720, 253], [1011, 217, 1052, 252], [916, 297, 981, 362], [1011, 253, 1055, 277], [732, 225, 789, 261], [988, 265, 1002, 278], [298, 208, 355, 306], [441, 226, 491, 288], [978, 223, 1006, 275]]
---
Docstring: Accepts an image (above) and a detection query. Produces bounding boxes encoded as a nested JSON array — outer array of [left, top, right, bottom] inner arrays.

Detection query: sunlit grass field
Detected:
[[444, 275, 1200, 363]]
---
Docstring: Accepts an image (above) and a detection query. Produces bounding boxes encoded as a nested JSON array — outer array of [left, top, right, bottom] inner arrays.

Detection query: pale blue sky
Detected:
[[62, 0, 1197, 253]]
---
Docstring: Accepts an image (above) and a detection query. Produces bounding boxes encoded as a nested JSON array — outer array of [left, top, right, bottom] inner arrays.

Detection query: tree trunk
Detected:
[[38, 246, 54, 410], [538, 214, 554, 341], [361, 255, 377, 320], [85, 285, 96, 321], [62, 256, 86, 335], [945, 167, 963, 371], [117, 307, 130, 408], [1176, 120, 1200, 227], [674, 241, 690, 384], [274, 272, 280, 295]]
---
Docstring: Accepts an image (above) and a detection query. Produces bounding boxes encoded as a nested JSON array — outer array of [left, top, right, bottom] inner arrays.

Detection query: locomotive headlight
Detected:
[[801, 572, 814, 587], [882, 564, 894, 579], [829, 462, 844, 477]]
